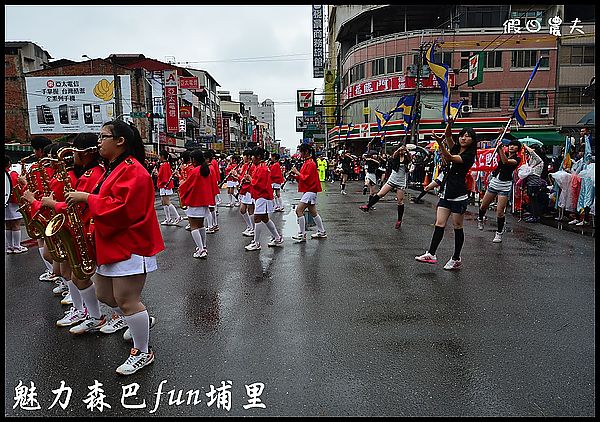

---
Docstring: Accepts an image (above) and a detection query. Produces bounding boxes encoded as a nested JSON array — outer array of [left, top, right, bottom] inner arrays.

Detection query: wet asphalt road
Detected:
[[4, 180, 595, 416]]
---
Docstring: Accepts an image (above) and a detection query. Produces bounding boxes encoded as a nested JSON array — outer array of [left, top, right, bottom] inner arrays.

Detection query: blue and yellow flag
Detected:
[[513, 57, 542, 126], [395, 95, 415, 133], [424, 44, 451, 122], [449, 100, 464, 119], [345, 122, 354, 141]]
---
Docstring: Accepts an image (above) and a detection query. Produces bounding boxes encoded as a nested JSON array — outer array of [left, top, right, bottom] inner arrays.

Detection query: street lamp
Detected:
[[81, 54, 93, 73]]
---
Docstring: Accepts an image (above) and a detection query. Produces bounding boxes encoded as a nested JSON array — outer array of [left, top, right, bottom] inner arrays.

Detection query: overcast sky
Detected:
[[5, 5, 325, 151]]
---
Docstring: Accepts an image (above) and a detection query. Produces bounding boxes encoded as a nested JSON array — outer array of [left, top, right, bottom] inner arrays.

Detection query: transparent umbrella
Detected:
[[518, 136, 544, 147]]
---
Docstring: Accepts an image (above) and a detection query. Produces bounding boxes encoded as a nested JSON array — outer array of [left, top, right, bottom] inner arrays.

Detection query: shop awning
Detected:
[[510, 130, 565, 146]]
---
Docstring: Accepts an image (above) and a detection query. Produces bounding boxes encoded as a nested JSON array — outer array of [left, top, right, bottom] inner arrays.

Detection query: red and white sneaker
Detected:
[[415, 252, 437, 264], [116, 348, 155, 376], [443, 258, 462, 270]]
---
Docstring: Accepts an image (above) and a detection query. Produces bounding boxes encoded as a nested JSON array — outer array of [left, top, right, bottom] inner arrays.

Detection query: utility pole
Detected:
[[111, 55, 123, 119], [409, 42, 428, 146]]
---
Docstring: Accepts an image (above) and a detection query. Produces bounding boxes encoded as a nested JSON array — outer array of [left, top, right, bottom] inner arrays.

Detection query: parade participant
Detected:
[[17, 136, 57, 280], [234, 149, 256, 237], [65, 120, 165, 375], [5, 156, 28, 254], [35, 134, 105, 330], [290, 143, 327, 242], [415, 118, 477, 270], [177, 151, 192, 230], [477, 140, 522, 242], [178, 149, 213, 259], [338, 150, 352, 195], [243, 147, 283, 251], [223, 155, 240, 208], [269, 152, 285, 212], [362, 150, 380, 197], [359, 144, 412, 229], [157, 150, 182, 226], [317, 154, 327, 182], [204, 149, 220, 233]]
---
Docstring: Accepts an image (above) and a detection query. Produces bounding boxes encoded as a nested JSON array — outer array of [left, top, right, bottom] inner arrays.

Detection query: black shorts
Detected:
[[437, 198, 468, 214]]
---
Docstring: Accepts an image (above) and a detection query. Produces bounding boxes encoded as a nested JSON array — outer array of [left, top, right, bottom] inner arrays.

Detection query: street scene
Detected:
[[4, 4, 596, 418]]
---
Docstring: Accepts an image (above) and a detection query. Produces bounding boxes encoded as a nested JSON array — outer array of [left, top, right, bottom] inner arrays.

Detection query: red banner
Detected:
[[216, 113, 223, 140], [472, 148, 499, 172], [165, 86, 179, 133], [223, 117, 230, 150], [344, 74, 456, 102], [179, 76, 199, 90], [252, 127, 257, 142]]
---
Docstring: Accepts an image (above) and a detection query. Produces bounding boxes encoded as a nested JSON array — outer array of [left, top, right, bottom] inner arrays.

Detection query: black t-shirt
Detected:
[[365, 158, 379, 173], [341, 156, 352, 171], [440, 144, 476, 200], [492, 153, 521, 181]]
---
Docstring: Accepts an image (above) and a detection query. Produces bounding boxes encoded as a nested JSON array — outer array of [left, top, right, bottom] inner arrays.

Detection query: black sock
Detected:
[[428, 226, 445, 255], [367, 194, 380, 208], [341, 183, 345, 191], [453, 228, 464, 260], [416, 190, 427, 201], [397, 204, 404, 221], [497, 216, 505, 233], [479, 208, 486, 220]]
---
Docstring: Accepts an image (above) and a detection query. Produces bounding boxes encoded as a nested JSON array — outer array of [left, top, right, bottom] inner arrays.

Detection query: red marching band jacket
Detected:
[[178, 165, 215, 208], [86, 156, 164, 266], [250, 161, 273, 200], [210, 160, 220, 184], [157, 161, 174, 189], [295, 158, 322, 193], [269, 161, 285, 184], [208, 164, 220, 198], [54, 165, 105, 230], [237, 162, 254, 196], [28, 165, 75, 219], [8, 170, 19, 204], [225, 164, 238, 182]]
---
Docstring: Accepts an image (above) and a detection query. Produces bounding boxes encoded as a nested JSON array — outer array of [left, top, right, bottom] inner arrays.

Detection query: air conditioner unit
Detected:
[[461, 104, 473, 114], [540, 107, 549, 116]]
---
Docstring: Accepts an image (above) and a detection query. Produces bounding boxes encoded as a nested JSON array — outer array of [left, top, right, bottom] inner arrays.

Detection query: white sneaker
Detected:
[[60, 292, 73, 305], [206, 227, 216, 234], [6, 247, 16, 254], [115, 348, 155, 376], [14, 245, 28, 253], [56, 307, 87, 327], [341, 190, 347, 195], [39, 270, 58, 282], [99, 313, 128, 334], [245, 241, 261, 251], [123, 316, 157, 342], [242, 228, 254, 237], [311, 231, 328, 239], [477, 218, 485, 230], [493, 231, 503, 243], [170, 216, 182, 225], [193, 248, 208, 259], [568, 219, 579, 225], [69, 315, 107, 335], [160, 219, 171, 225], [185, 224, 191, 231], [52, 278, 68, 295], [415, 252, 437, 264], [575, 220, 587, 226], [267, 236, 284, 247], [443, 258, 462, 270], [291, 233, 307, 243]]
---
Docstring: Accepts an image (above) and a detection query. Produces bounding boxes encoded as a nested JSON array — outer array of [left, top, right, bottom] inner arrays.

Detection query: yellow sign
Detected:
[[363, 107, 370, 115]]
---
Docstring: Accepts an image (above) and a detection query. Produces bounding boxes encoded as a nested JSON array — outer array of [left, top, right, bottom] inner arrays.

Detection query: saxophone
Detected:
[[32, 157, 68, 262], [15, 154, 46, 239], [45, 147, 97, 280]]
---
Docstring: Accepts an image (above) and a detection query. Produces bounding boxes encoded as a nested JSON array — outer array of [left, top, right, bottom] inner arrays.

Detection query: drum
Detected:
[[5, 171, 13, 206]]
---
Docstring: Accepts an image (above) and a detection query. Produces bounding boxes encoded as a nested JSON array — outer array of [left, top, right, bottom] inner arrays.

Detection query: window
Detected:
[[384, 56, 403, 74], [559, 45, 595, 65], [510, 10, 544, 27], [557, 86, 594, 105], [395, 55, 403, 73], [372, 58, 385, 76], [509, 91, 535, 108], [537, 91, 548, 108], [484, 51, 502, 68], [511, 50, 538, 68], [460, 52, 473, 71], [471, 92, 500, 108], [433, 52, 453, 67]]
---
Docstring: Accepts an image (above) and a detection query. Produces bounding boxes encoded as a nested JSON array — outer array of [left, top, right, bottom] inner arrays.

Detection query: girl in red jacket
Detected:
[[66, 120, 165, 376], [178, 149, 213, 259], [157, 150, 182, 226], [269, 152, 285, 212], [223, 155, 240, 207], [234, 150, 255, 236], [290, 144, 327, 242], [243, 147, 284, 251]]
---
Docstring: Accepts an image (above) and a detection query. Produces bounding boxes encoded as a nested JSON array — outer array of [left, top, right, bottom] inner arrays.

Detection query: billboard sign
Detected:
[[468, 53, 484, 87], [297, 90, 314, 111], [223, 117, 230, 150], [164, 70, 179, 133], [178, 76, 199, 90], [25, 75, 132, 134], [312, 5, 324, 78]]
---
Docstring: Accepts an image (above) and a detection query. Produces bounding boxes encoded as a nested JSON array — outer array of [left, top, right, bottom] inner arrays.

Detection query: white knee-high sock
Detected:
[[163, 205, 171, 220], [211, 209, 218, 226], [265, 220, 280, 239], [314, 214, 325, 233], [168, 203, 180, 219], [11, 230, 21, 248], [6, 230, 14, 248], [66, 280, 84, 311], [39, 247, 53, 271], [199, 227, 207, 249], [112, 306, 124, 316], [249, 213, 255, 230], [253, 221, 264, 244], [241, 212, 252, 229], [205, 211, 213, 228], [191, 229, 204, 251], [297, 215, 306, 234], [79, 283, 101, 318], [124, 310, 150, 353]]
